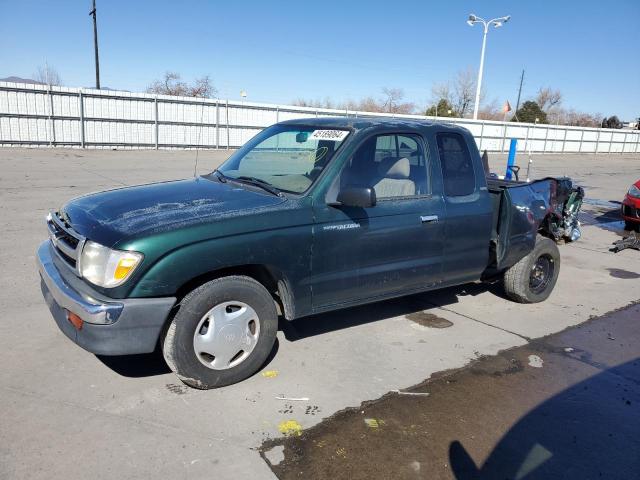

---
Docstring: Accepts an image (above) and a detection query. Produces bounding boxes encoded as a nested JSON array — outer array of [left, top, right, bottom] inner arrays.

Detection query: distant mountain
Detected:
[[0, 76, 46, 85]]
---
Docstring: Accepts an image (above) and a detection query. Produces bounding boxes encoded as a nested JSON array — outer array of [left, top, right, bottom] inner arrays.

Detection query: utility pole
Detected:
[[89, 0, 101, 89], [514, 69, 525, 121]]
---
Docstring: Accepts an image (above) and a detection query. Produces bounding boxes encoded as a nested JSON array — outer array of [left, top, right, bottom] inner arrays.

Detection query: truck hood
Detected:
[[61, 177, 286, 247]]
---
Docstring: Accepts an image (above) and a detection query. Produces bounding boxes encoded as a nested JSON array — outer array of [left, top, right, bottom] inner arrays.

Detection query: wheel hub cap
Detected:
[[193, 301, 260, 370]]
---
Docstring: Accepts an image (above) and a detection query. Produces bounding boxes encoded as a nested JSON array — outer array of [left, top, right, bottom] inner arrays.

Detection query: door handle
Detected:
[[420, 215, 439, 223]]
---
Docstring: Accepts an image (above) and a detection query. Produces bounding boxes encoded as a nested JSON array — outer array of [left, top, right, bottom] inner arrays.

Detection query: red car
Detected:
[[622, 179, 640, 230]]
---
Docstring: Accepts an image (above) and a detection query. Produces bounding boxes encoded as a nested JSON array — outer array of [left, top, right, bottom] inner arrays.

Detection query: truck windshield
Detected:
[[217, 124, 350, 194]]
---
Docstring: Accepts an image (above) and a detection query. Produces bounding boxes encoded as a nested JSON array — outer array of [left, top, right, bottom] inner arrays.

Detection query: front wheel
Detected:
[[502, 236, 561, 303], [162, 276, 278, 389]]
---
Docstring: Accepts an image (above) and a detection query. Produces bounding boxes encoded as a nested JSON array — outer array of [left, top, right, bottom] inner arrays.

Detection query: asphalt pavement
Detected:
[[0, 147, 638, 479]]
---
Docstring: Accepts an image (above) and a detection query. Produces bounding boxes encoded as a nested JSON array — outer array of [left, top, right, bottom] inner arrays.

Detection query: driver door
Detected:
[[310, 132, 445, 310]]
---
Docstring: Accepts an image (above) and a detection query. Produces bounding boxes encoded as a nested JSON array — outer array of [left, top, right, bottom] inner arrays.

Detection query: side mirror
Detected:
[[336, 186, 376, 208]]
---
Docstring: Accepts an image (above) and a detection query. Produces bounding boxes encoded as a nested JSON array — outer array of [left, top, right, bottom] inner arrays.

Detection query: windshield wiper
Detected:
[[235, 176, 284, 197], [212, 169, 227, 183]]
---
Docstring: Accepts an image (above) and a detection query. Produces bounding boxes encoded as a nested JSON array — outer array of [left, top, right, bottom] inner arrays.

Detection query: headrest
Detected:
[[379, 157, 410, 179]]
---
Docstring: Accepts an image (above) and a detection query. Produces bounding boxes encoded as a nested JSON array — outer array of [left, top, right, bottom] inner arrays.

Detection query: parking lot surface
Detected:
[[1, 148, 639, 479]]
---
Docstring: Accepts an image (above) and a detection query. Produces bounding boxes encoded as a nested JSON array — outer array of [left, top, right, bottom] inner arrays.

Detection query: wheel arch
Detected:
[[174, 264, 296, 321]]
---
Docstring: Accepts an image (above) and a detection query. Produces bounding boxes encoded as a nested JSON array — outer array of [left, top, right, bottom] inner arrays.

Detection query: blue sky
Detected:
[[1, 0, 639, 119]]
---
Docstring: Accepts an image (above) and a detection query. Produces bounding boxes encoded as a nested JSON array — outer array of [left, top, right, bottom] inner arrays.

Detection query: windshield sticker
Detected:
[[309, 130, 349, 142]]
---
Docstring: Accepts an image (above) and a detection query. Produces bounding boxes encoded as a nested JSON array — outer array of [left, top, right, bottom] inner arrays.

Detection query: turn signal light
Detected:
[[66, 311, 83, 330]]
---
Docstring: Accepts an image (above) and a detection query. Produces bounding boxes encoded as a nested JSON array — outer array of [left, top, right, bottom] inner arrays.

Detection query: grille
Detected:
[[46, 211, 86, 274]]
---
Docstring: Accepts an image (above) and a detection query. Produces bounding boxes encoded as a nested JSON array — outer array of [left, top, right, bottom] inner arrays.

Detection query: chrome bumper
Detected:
[[37, 241, 122, 324], [36, 241, 176, 356]]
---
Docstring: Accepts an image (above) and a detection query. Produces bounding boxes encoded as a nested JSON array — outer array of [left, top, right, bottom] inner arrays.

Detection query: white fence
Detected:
[[1, 81, 639, 154]]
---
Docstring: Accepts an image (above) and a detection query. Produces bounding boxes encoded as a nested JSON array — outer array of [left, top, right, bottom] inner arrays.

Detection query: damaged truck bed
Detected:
[[486, 177, 584, 273]]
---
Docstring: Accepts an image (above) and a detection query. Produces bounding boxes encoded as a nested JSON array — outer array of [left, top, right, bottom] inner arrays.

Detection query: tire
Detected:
[[162, 276, 278, 389], [624, 220, 637, 232], [502, 235, 561, 304]]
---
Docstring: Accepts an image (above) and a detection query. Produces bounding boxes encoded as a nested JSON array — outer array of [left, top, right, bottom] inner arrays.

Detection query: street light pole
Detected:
[[467, 13, 510, 120], [89, 0, 100, 89]]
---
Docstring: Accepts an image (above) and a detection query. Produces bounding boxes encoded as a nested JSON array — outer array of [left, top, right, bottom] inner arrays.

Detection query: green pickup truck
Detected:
[[37, 118, 583, 388]]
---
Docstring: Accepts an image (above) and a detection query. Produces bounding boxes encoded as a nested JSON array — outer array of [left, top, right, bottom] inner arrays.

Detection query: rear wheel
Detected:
[[162, 276, 278, 389], [503, 235, 561, 303]]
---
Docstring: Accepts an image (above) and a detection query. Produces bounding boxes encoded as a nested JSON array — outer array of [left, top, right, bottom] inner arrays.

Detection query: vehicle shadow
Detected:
[[96, 349, 171, 377], [280, 281, 506, 342], [96, 338, 281, 378], [448, 358, 640, 479], [96, 280, 502, 377]]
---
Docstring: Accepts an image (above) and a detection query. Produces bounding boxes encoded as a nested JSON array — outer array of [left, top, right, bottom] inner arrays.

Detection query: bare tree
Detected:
[[33, 65, 62, 86], [536, 87, 562, 112], [547, 107, 601, 127], [431, 82, 452, 106], [292, 87, 415, 114], [380, 87, 415, 114], [147, 72, 217, 98], [429, 69, 483, 118], [477, 99, 504, 120], [452, 68, 477, 118]]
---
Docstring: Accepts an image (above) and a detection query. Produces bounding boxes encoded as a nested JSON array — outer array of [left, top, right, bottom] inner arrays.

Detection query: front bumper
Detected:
[[37, 241, 176, 355], [622, 196, 640, 223]]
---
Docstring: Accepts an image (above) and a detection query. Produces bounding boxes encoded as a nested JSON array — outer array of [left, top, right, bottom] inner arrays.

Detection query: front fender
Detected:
[[128, 226, 313, 316]]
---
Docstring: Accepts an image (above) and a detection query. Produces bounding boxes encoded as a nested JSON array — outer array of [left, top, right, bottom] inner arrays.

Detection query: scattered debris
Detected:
[[275, 396, 310, 402], [335, 447, 347, 459], [528, 355, 544, 368], [278, 404, 294, 414], [278, 420, 303, 437], [564, 347, 575, 353], [607, 333, 616, 341], [305, 405, 320, 416], [263, 445, 285, 466], [364, 418, 385, 429], [391, 390, 430, 397], [610, 236, 640, 253], [262, 370, 279, 378]]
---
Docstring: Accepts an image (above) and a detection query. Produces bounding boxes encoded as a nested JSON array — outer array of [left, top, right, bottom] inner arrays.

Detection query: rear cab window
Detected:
[[436, 133, 476, 197]]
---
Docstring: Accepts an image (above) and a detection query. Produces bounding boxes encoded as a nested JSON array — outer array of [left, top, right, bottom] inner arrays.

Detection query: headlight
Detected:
[[80, 241, 143, 288], [628, 184, 640, 198]]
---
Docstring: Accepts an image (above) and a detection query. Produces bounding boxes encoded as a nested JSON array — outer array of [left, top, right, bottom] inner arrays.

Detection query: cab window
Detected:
[[338, 133, 429, 198]]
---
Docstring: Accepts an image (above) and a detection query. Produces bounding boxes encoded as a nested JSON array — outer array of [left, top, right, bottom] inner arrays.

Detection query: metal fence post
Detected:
[[543, 126, 549, 154], [578, 129, 584, 153], [47, 85, 56, 146], [479, 121, 485, 151], [78, 90, 85, 148], [154, 96, 159, 150], [276, 106, 280, 123], [608, 130, 613, 154], [622, 132, 627, 154], [501, 123, 507, 153], [595, 129, 601, 154], [226, 99, 229, 150], [561, 128, 567, 153], [215, 100, 220, 149]]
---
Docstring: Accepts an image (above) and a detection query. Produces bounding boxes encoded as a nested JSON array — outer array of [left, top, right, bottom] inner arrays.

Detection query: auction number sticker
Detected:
[[309, 130, 349, 141]]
